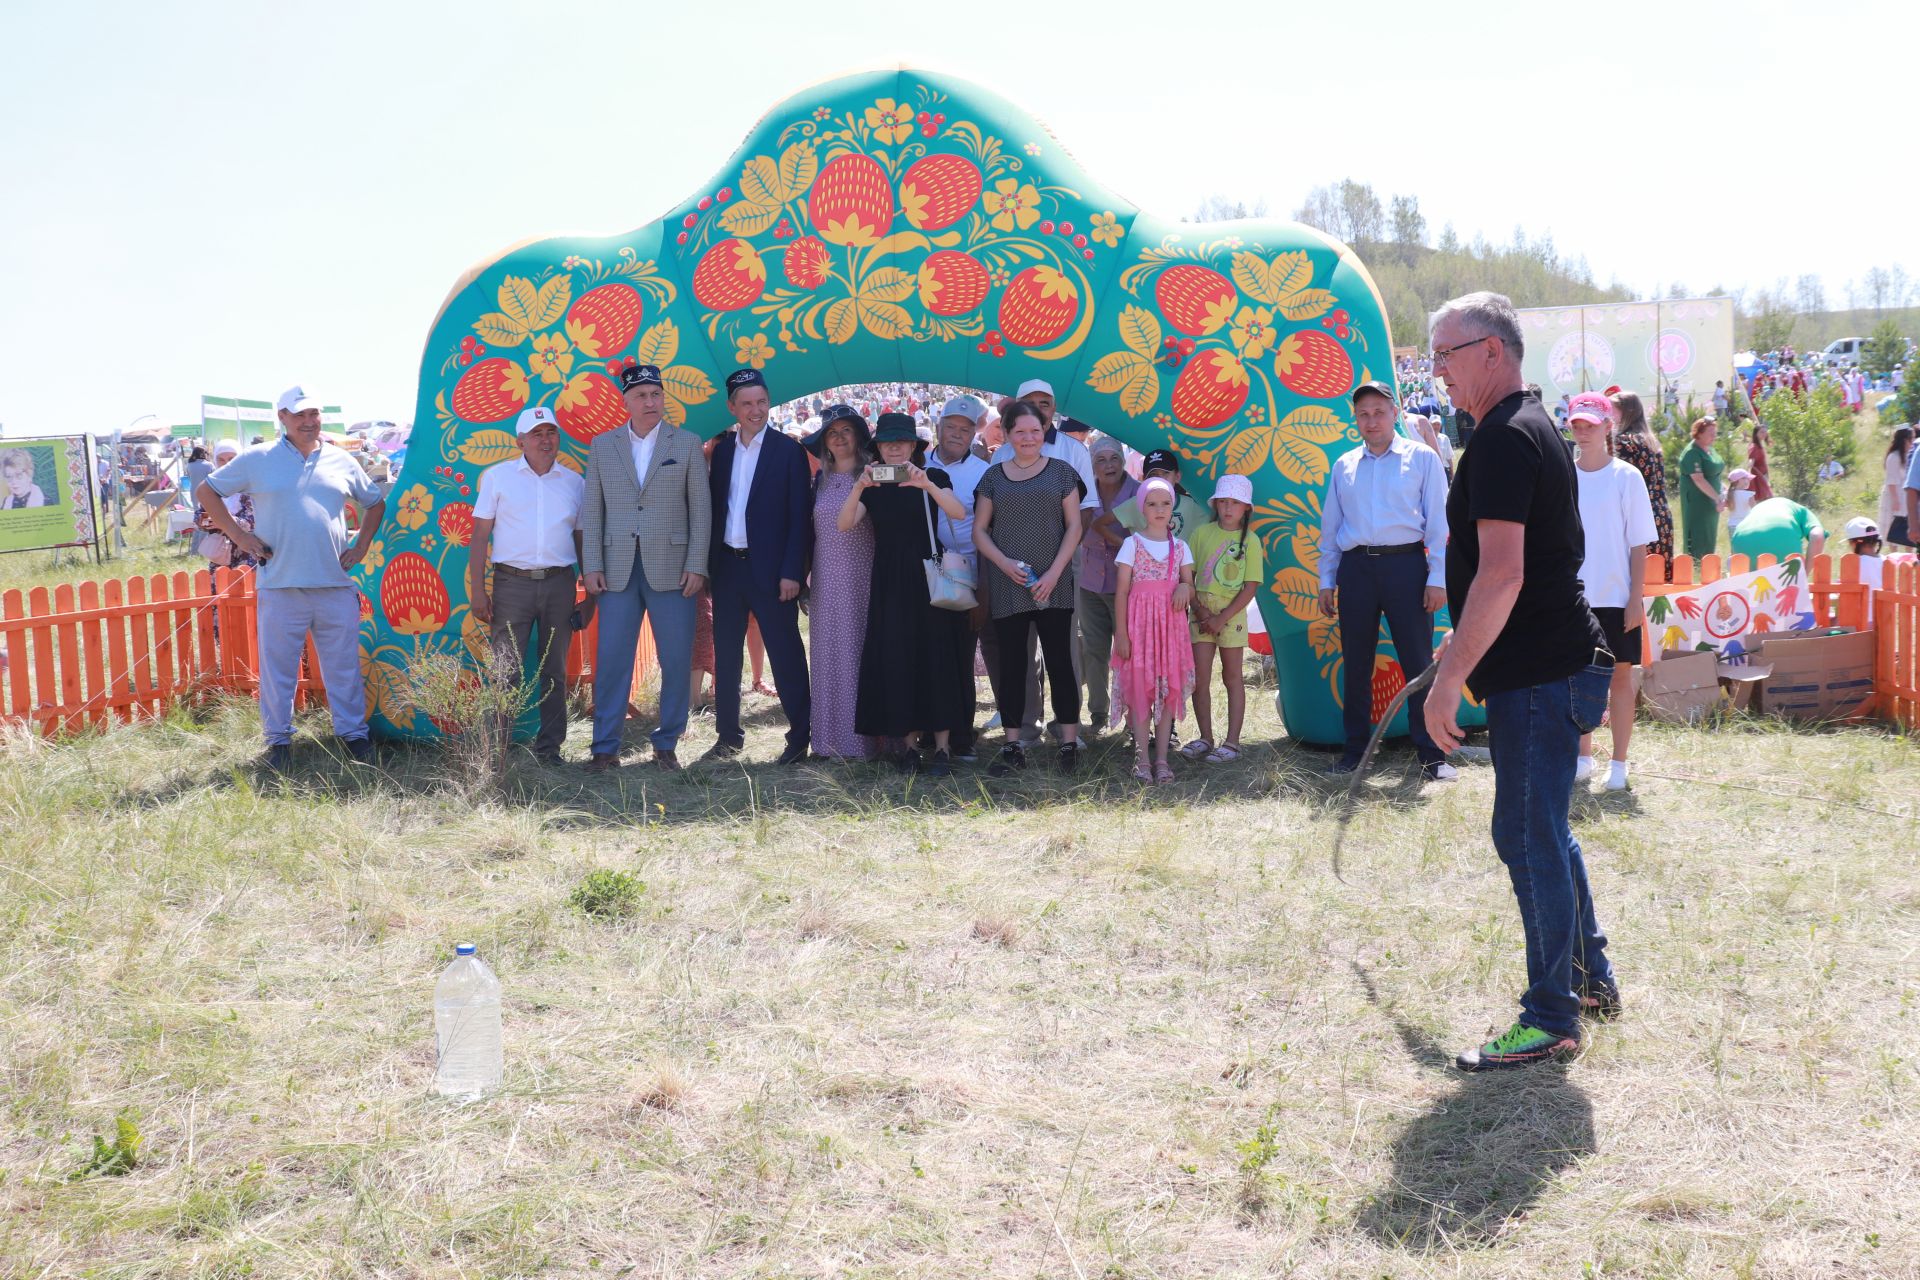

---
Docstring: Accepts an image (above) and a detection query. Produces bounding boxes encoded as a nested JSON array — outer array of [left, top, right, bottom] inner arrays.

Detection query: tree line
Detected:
[[1194, 183, 1915, 358]]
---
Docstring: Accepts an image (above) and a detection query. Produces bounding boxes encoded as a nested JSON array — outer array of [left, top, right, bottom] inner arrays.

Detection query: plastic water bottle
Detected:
[[433, 943, 502, 1098], [1013, 560, 1038, 587]]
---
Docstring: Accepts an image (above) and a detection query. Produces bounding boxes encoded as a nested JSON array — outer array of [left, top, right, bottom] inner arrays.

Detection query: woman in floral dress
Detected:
[[1610, 390, 1674, 581], [805, 406, 877, 759]]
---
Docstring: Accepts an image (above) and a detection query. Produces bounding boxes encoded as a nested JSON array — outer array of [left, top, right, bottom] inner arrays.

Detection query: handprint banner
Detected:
[[1645, 556, 1815, 659]]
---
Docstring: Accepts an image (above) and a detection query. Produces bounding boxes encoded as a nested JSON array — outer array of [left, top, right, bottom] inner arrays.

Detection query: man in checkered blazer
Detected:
[[580, 363, 711, 771]]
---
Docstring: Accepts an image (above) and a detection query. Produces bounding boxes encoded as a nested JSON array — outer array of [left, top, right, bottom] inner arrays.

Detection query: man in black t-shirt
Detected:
[[1422, 291, 1620, 1073]]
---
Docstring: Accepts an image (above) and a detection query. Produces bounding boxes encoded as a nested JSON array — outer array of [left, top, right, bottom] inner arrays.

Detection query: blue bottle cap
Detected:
[[455, 943, 476, 956]]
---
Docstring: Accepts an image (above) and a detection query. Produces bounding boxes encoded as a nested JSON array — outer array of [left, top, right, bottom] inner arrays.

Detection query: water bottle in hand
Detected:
[[433, 943, 502, 1099], [1013, 560, 1038, 588]]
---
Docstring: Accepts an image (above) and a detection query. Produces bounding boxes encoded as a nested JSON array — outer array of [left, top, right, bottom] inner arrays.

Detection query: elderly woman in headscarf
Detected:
[[193, 441, 259, 568]]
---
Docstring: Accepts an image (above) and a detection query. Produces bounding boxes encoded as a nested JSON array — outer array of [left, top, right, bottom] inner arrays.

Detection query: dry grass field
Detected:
[[1, 681, 1915, 1279]]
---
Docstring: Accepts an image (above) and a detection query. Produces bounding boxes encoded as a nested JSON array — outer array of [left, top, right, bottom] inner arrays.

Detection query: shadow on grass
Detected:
[[1350, 963, 1595, 1251], [88, 708, 1444, 836]]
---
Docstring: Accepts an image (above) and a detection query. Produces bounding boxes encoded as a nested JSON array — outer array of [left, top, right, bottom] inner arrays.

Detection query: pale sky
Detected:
[[0, 0, 1905, 436]]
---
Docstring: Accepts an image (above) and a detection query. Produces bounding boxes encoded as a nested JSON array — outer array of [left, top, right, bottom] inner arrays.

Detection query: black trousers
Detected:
[[991, 608, 1079, 732]]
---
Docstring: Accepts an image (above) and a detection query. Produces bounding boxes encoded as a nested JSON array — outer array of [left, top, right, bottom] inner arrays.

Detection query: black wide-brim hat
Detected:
[[872, 412, 919, 444], [803, 404, 872, 458]]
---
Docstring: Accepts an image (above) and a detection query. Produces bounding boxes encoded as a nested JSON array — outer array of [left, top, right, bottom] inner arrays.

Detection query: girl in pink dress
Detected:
[[1111, 478, 1196, 784]]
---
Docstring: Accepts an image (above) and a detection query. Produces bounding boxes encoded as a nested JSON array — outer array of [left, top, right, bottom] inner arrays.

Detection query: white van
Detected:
[[1821, 336, 1864, 366]]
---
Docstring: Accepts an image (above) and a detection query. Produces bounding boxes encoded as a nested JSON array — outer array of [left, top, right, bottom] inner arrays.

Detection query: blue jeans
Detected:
[[1336, 552, 1441, 764], [1484, 663, 1617, 1039], [590, 561, 696, 757]]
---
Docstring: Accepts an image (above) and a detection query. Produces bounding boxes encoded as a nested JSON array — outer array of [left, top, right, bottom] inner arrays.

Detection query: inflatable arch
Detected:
[[357, 67, 1474, 745]]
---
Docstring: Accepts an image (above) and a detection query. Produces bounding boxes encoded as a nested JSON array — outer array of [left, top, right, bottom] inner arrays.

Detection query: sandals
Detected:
[[1178, 737, 1213, 760], [1131, 760, 1153, 782], [1153, 761, 1175, 786], [1205, 743, 1242, 763]]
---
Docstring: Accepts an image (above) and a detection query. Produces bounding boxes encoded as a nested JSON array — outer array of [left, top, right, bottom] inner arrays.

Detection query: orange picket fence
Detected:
[[0, 566, 655, 737], [3, 556, 1910, 737]]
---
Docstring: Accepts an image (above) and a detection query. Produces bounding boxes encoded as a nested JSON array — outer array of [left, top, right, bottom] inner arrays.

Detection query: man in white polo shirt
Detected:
[[986, 378, 1098, 743], [195, 385, 384, 771], [468, 405, 586, 766]]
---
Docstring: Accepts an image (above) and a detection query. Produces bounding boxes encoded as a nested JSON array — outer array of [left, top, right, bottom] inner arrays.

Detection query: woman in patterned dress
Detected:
[[805, 406, 877, 760], [1611, 390, 1674, 581]]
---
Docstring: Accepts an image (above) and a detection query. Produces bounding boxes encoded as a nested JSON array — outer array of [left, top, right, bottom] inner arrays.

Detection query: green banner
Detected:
[[1519, 297, 1736, 406], [0, 436, 97, 552], [200, 397, 346, 445]]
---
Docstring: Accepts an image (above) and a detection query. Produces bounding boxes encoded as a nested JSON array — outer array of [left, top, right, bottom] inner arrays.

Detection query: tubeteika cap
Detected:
[[618, 364, 662, 391], [725, 367, 768, 396]]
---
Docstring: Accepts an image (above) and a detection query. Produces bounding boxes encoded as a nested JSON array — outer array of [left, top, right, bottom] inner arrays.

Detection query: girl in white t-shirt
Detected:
[[1567, 393, 1658, 792], [1111, 478, 1195, 784]]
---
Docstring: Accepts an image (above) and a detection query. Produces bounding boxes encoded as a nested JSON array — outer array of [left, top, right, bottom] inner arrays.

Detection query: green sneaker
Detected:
[[1455, 1021, 1578, 1072]]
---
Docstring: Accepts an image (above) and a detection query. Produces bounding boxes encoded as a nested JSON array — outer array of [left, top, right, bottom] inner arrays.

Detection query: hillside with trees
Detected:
[[1197, 183, 1918, 357]]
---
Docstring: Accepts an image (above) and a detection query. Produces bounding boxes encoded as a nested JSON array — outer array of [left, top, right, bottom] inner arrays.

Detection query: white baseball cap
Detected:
[[1016, 378, 1055, 399], [516, 405, 558, 436], [1843, 516, 1880, 541], [276, 385, 323, 414]]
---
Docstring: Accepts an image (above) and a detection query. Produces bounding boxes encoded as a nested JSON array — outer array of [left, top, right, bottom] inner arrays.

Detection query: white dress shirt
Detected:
[[724, 425, 766, 549], [627, 420, 659, 492], [472, 456, 585, 569], [990, 427, 1098, 508], [1318, 435, 1450, 590], [925, 445, 990, 556]]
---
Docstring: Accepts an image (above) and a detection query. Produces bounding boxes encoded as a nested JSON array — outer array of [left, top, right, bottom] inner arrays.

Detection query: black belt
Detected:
[[1357, 541, 1424, 556], [722, 545, 750, 558], [494, 563, 573, 580]]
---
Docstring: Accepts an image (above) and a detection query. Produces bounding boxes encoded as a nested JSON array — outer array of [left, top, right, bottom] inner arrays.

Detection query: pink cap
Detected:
[[1566, 392, 1616, 426]]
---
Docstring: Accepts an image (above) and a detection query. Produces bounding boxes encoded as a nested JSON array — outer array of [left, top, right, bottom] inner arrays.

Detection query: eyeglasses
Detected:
[[1431, 335, 1492, 367]]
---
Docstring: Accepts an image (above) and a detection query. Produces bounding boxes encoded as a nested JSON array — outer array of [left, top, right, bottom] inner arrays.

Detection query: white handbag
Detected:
[[921, 490, 977, 611]]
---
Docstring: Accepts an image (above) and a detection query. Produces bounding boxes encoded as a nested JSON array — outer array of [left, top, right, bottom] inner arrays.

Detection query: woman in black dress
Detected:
[[836, 412, 973, 776]]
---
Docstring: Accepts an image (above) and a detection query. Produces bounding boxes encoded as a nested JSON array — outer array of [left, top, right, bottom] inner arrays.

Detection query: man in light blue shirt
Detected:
[[1318, 380, 1452, 779], [197, 386, 384, 770]]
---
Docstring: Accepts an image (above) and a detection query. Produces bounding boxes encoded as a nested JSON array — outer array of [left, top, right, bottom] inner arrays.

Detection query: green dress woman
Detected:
[[1677, 418, 1725, 560]]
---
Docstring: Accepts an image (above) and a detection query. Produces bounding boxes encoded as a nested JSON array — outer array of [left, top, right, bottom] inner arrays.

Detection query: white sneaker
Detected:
[[1573, 755, 1595, 783], [1424, 762, 1458, 782], [1605, 761, 1629, 792]]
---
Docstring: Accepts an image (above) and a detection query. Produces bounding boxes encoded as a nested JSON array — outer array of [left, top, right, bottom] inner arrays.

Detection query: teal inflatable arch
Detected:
[[357, 67, 1474, 745]]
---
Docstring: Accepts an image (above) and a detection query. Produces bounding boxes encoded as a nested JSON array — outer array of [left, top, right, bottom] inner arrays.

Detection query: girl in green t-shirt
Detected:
[[1181, 474, 1265, 763]]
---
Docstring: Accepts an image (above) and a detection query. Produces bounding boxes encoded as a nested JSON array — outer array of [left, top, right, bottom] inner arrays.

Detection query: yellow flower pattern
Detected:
[[734, 333, 775, 369], [982, 179, 1040, 232], [864, 98, 914, 146], [529, 332, 573, 385], [1230, 306, 1276, 361], [394, 484, 434, 531], [1089, 211, 1123, 247]]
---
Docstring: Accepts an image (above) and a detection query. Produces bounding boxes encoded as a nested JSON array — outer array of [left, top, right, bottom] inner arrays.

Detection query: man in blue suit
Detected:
[[703, 368, 814, 765]]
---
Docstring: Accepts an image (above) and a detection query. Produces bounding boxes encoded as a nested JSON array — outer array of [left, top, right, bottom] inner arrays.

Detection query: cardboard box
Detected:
[[1754, 630, 1876, 721], [1640, 650, 1723, 724]]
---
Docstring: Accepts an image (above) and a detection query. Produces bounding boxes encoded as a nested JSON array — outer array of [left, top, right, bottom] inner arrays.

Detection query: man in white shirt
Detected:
[[926, 393, 992, 758], [704, 368, 814, 765], [468, 405, 586, 765], [986, 378, 1098, 744]]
